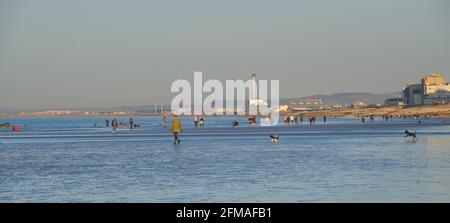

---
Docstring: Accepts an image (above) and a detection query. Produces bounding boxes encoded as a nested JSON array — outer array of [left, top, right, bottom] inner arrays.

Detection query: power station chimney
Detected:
[[251, 73, 257, 101]]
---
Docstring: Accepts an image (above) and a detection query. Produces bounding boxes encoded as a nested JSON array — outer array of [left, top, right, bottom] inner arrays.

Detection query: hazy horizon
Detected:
[[0, 90, 403, 112], [1, 0, 449, 110]]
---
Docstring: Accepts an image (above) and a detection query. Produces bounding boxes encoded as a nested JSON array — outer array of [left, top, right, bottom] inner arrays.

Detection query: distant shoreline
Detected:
[[1, 104, 450, 119], [281, 104, 450, 119]]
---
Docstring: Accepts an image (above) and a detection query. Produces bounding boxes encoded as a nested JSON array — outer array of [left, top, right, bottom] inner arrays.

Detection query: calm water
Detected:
[[1, 116, 450, 202]]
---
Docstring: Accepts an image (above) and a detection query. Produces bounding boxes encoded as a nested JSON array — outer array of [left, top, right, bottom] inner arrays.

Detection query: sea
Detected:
[[1, 116, 450, 202]]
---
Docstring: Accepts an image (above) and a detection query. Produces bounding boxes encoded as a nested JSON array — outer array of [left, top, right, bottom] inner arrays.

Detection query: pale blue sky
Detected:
[[1, 0, 449, 109]]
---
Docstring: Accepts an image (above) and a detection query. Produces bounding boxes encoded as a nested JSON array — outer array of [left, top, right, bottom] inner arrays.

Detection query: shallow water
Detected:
[[1, 116, 450, 202]]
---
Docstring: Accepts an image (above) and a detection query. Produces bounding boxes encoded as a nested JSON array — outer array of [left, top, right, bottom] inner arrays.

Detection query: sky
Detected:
[[1, 0, 449, 109]]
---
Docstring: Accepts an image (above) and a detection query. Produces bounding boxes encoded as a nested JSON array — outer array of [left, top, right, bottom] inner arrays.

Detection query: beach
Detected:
[[281, 104, 450, 118], [1, 116, 450, 202]]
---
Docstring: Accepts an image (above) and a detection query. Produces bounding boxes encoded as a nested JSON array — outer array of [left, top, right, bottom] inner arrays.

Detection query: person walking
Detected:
[[170, 114, 183, 144], [105, 119, 110, 127], [323, 116, 327, 124], [199, 117, 205, 127], [111, 118, 118, 134], [129, 117, 134, 130], [12, 125, 21, 132], [193, 115, 199, 128], [162, 114, 167, 128]]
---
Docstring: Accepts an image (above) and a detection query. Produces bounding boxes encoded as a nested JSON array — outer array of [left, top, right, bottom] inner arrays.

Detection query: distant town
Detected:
[[284, 73, 450, 111], [1, 73, 449, 118]]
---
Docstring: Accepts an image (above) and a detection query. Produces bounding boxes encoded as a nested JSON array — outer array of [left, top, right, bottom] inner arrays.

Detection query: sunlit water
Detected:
[[1, 116, 450, 202]]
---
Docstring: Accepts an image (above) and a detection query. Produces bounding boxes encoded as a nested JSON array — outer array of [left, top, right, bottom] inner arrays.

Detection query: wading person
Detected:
[[162, 114, 167, 128], [111, 118, 118, 134], [193, 115, 198, 128], [129, 117, 134, 130], [170, 114, 183, 144], [199, 117, 205, 127]]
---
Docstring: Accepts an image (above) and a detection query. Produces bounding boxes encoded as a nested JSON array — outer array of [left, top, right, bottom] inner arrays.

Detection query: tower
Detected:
[[251, 73, 257, 101]]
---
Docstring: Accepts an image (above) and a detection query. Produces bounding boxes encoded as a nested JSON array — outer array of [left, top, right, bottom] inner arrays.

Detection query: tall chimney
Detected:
[[251, 73, 257, 100]]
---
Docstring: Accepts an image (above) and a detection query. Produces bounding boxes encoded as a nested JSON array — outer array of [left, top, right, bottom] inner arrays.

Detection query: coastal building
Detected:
[[421, 74, 450, 105], [287, 98, 325, 111], [402, 73, 450, 105], [384, 98, 404, 106], [331, 104, 343, 109], [366, 104, 382, 108], [402, 84, 422, 106], [351, 100, 365, 108], [276, 105, 289, 112]]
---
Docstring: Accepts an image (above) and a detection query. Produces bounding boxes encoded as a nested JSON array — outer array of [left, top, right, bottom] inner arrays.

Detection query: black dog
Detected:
[[404, 130, 417, 141], [270, 135, 279, 142]]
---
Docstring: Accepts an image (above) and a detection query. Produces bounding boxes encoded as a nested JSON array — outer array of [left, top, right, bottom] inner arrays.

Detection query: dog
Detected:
[[404, 130, 417, 141], [270, 135, 279, 142]]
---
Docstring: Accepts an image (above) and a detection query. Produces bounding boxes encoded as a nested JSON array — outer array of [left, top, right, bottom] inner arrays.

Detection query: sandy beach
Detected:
[[281, 104, 450, 119]]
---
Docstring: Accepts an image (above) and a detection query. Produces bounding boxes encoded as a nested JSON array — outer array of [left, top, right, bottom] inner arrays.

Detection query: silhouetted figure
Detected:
[[162, 114, 167, 128], [111, 118, 118, 134], [194, 115, 199, 128], [129, 117, 134, 130], [199, 118, 205, 127], [170, 115, 183, 144]]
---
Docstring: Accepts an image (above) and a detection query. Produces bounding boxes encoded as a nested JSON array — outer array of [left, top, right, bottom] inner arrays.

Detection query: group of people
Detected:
[[104, 117, 139, 134], [166, 115, 261, 144], [284, 115, 327, 125], [382, 114, 433, 121], [193, 116, 205, 128], [1, 122, 22, 132], [0, 122, 11, 128], [360, 115, 375, 123]]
